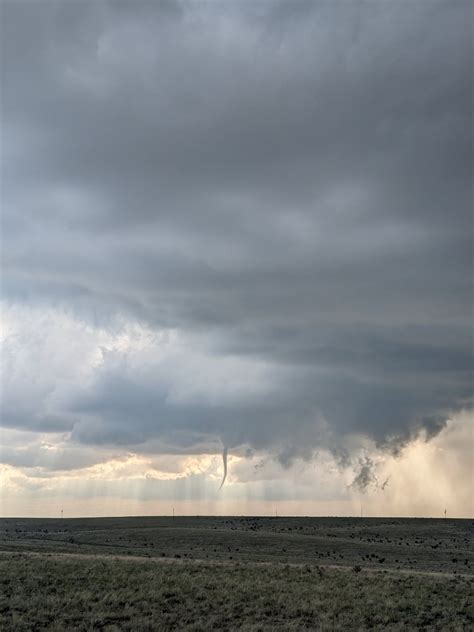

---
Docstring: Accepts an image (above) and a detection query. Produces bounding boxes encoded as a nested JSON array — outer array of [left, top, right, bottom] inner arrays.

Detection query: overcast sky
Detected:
[[1, 0, 472, 517]]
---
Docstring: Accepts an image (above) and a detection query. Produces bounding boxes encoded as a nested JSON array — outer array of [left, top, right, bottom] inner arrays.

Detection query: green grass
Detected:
[[0, 517, 472, 630], [1, 516, 472, 573], [1, 553, 472, 631]]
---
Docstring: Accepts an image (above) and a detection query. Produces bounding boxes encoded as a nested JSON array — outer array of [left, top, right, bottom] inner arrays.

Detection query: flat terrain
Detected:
[[0, 516, 472, 630]]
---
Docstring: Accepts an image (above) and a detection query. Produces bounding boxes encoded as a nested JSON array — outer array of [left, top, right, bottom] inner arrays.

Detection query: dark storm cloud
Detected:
[[350, 457, 378, 493], [65, 346, 469, 456], [1, 1, 472, 459], [350, 457, 390, 493]]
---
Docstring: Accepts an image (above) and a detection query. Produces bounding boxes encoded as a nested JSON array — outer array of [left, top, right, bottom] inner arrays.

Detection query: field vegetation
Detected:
[[0, 517, 472, 630]]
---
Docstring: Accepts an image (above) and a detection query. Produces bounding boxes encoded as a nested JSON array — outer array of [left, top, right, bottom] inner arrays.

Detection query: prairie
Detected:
[[0, 517, 472, 630]]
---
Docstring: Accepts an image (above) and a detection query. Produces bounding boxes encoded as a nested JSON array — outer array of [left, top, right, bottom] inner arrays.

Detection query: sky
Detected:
[[1, 0, 472, 518]]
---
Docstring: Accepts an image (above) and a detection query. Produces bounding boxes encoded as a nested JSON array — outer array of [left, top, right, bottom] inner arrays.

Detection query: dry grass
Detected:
[[0, 517, 472, 630], [1, 552, 473, 631]]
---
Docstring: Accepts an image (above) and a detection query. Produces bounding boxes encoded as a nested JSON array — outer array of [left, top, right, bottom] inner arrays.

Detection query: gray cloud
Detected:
[[0, 443, 109, 472], [350, 457, 378, 493], [1, 1, 472, 465]]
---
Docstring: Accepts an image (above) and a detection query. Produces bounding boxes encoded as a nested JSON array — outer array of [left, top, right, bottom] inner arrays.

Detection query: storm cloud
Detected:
[[1, 1, 472, 469]]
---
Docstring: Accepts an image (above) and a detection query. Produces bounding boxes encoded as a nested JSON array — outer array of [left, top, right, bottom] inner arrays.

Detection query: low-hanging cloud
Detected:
[[1, 0, 472, 475]]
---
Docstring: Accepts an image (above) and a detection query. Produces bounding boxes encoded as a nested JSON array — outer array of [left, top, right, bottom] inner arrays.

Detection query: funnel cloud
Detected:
[[220, 448, 229, 489]]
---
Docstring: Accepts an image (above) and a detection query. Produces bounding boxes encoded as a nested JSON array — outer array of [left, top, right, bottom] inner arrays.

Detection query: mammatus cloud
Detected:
[[1, 1, 472, 496]]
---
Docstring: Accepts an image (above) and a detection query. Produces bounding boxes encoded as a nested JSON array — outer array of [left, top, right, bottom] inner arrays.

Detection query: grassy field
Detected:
[[0, 517, 472, 630]]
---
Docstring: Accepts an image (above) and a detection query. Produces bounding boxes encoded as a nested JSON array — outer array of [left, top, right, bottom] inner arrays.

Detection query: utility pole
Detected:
[[172, 507, 175, 519], [444, 508, 447, 519], [61, 509, 63, 519]]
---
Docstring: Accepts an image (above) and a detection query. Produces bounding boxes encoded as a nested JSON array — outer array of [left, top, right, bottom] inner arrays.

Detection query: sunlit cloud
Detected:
[[1, 412, 471, 517]]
